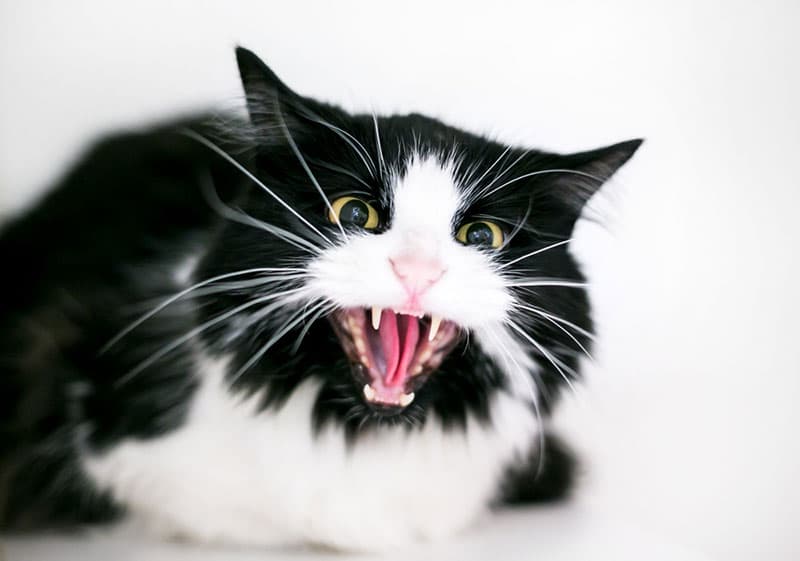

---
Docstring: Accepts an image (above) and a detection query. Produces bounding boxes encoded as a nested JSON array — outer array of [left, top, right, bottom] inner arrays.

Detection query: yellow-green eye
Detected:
[[456, 220, 504, 249], [327, 196, 379, 230]]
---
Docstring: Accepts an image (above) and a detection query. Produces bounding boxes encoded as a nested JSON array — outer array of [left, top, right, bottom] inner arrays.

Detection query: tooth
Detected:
[[418, 349, 432, 364], [399, 392, 415, 407], [363, 384, 376, 401], [371, 306, 382, 330], [428, 315, 442, 341], [354, 337, 366, 354]]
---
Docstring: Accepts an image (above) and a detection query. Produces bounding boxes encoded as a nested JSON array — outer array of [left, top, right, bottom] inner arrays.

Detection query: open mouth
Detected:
[[330, 307, 461, 412]]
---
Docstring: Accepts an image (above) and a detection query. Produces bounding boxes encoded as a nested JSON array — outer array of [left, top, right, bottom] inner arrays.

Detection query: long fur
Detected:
[[0, 47, 640, 550]]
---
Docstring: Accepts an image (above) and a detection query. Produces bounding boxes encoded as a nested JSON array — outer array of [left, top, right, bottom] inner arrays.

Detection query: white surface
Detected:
[[3, 506, 712, 561], [1, 1, 799, 560]]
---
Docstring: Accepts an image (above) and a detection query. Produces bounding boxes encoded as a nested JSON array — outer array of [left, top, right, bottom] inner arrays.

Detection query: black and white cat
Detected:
[[0, 47, 640, 551]]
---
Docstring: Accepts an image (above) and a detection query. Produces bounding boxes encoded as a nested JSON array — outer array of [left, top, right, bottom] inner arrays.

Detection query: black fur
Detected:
[[0, 47, 640, 530], [499, 433, 578, 505]]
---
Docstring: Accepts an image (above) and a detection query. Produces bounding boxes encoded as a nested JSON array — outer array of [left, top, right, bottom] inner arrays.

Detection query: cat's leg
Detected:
[[497, 432, 577, 505]]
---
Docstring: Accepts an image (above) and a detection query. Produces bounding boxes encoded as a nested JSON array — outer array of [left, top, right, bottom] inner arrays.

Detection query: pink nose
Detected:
[[389, 254, 446, 295]]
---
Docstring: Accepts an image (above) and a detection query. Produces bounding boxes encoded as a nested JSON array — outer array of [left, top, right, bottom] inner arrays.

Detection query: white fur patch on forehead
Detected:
[[390, 155, 463, 237]]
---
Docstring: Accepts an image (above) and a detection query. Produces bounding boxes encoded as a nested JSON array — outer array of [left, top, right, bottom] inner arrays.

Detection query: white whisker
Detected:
[[483, 168, 608, 198], [300, 112, 376, 177], [506, 319, 579, 395], [482, 326, 547, 479], [276, 106, 348, 241], [117, 288, 306, 386], [513, 306, 594, 362], [498, 239, 572, 270], [291, 300, 337, 353], [472, 149, 529, 201], [511, 303, 597, 341], [199, 171, 322, 254], [372, 114, 386, 178], [181, 129, 334, 246], [506, 279, 589, 289], [464, 146, 511, 194], [230, 298, 333, 383], [308, 158, 373, 191], [100, 268, 296, 353]]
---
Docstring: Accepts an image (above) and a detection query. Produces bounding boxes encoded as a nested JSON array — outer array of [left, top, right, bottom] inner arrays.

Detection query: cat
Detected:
[[0, 47, 641, 551]]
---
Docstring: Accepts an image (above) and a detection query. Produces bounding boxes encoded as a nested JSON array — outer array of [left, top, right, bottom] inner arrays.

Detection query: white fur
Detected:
[[84, 152, 541, 551], [84, 354, 539, 551], [307, 155, 512, 327]]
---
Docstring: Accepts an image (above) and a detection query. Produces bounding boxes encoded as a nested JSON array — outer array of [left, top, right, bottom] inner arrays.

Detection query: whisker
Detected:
[[513, 307, 594, 362], [230, 299, 333, 383], [506, 319, 578, 395], [478, 203, 533, 250], [483, 168, 609, 199], [117, 288, 306, 386], [298, 110, 376, 177], [463, 146, 511, 194], [306, 158, 373, 191], [181, 129, 334, 246], [482, 326, 547, 479], [276, 106, 348, 241], [372, 114, 386, 178], [472, 149, 529, 202], [291, 300, 336, 353], [506, 279, 589, 289], [511, 303, 596, 341], [498, 239, 572, 270], [100, 268, 296, 353], [199, 171, 322, 254]]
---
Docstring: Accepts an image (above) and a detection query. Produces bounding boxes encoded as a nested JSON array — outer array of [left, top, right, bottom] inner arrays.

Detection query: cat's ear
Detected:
[[549, 139, 643, 214], [235, 46, 309, 135]]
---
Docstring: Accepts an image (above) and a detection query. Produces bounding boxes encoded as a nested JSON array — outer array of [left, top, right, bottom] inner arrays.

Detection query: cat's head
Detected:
[[196, 47, 640, 428]]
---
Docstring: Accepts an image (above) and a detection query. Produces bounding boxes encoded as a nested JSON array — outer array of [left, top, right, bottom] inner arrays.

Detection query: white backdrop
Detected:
[[1, 2, 798, 560]]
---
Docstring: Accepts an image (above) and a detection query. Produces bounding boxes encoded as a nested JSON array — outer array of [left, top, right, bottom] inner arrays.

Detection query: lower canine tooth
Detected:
[[371, 306, 382, 330], [363, 384, 376, 401], [428, 315, 442, 341], [399, 392, 415, 407]]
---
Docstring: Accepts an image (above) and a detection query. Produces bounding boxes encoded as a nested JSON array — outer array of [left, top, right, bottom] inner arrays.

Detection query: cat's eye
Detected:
[[456, 220, 504, 249], [327, 196, 379, 230]]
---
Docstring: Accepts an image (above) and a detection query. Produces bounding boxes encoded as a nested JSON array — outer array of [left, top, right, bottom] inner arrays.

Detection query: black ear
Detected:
[[235, 46, 307, 132], [552, 138, 643, 213]]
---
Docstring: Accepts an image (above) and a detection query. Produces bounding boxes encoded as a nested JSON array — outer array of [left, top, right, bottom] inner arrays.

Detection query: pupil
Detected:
[[466, 223, 493, 246], [340, 200, 369, 227]]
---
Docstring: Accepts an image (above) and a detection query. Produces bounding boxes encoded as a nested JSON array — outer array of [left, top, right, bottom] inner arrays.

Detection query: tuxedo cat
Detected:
[[0, 47, 640, 550]]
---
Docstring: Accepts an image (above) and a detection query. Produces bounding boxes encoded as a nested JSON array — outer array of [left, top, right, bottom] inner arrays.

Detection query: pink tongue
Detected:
[[378, 312, 420, 387]]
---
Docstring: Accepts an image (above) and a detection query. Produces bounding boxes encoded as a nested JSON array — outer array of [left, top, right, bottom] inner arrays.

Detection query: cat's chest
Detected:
[[83, 355, 538, 550]]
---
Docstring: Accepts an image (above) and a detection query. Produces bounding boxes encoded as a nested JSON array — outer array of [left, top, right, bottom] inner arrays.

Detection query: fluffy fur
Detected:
[[0, 47, 640, 550]]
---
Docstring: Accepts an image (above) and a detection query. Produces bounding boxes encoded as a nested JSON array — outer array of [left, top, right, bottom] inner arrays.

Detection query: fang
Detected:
[[428, 315, 442, 341]]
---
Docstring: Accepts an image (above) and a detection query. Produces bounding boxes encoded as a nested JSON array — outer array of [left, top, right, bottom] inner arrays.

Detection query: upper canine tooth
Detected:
[[428, 315, 442, 341], [371, 306, 382, 330], [399, 392, 415, 407]]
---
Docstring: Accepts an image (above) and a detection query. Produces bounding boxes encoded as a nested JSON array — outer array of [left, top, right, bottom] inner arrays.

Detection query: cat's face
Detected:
[[196, 48, 640, 428], [307, 154, 513, 409]]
